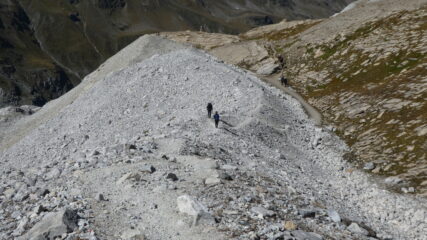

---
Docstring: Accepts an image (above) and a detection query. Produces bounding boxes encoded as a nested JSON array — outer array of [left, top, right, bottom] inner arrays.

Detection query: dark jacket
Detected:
[[213, 113, 220, 121]]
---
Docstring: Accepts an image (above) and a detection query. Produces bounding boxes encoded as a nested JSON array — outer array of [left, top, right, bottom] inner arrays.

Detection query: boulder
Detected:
[[12, 217, 28, 237], [292, 230, 323, 240], [45, 168, 61, 180], [117, 172, 141, 184], [166, 173, 178, 181], [13, 190, 29, 202], [19, 209, 79, 240], [140, 165, 156, 174], [363, 162, 375, 171], [298, 209, 316, 218], [95, 193, 106, 201], [347, 222, 369, 236], [284, 221, 297, 230], [251, 206, 275, 218], [205, 177, 221, 185], [177, 195, 208, 217], [384, 176, 403, 185], [256, 63, 279, 75], [3, 188, 16, 199], [177, 195, 215, 225], [121, 229, 146, 240], [327, 209, 341, 223]]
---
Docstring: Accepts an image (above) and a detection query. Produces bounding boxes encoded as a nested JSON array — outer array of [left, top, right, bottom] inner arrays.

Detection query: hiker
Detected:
[[277, 55, 285, 69], [207, 103, 213, 118], [280, 75, 288, 87], [213, 111, 220, 128]]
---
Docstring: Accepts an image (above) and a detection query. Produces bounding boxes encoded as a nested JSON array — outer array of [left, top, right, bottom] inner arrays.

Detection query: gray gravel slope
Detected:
[[0, 36, 426, 239]]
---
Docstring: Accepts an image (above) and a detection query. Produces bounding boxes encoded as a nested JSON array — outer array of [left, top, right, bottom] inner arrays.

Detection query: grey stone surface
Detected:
[[327, 209, 341, 223], [251, 206, 276, 218], [256, 63, 280, 76], [347, 223, 369, 236], [19, 209, 79, 240], [0, 34, 426, 240]]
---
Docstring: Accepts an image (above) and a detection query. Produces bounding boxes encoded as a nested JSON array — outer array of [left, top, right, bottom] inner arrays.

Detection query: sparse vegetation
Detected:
[[264, 6, 427, 192]]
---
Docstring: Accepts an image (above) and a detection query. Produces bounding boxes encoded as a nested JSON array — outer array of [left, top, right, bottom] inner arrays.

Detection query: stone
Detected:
[[412, 209, 425, 223], [299, 209, 316, 218], [372, 167, 381, 173], [256, 63, 279, 75], [140, 165, 156, 174], [284, 221, 297, 230], [34, 205, 47, 214], [166, 173, 178, 181], [18, 209, 79, 240], [384, 176, 403, 185], [11, 210, 22, 219], [292, 230, 323, 240], [121, 229, 146, 240], [117, 172, 141, 184], [192, 159, 218, 170], [363, 162, 375, 171], [205, 177, 221, 185], [12, 217, 28, 237], [347, 222, 369, 236], [3, 188, 15, 199], [251, 206, 275, 218], [177, 195, 208, 216], [314, 48, 324, 58], [37, 188, 50, 197], [91, 150, 101, 156], [218, 172, 233, 181], [124, 144, 137, 152], [402, 187, 415, 193], [221, 165, 238, 171], [95, 193, 106, 201], [177, 195, 215, 225], [45, 168, 61, 180], [13, 190, 29, 202], [327, 209, 341, 223]]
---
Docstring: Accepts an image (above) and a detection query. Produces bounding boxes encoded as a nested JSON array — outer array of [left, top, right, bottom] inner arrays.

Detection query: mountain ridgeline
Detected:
[[0, 0, 354, 107]]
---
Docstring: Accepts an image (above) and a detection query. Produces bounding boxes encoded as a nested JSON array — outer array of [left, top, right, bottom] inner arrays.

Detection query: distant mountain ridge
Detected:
[[0, 0, 354, 107]]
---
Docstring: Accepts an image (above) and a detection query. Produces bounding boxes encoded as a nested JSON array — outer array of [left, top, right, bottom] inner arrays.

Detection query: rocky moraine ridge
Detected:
[[161, 0, 427, 196], [0, 36, 426, 240]]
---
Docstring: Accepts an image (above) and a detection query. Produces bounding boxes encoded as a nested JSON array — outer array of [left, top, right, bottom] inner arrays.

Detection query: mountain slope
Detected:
[[1, 35, 426, 240], [160, 0, 427, 194], [0, 0, 354, 107]]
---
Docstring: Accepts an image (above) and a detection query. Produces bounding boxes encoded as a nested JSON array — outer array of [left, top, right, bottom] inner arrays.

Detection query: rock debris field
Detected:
[[0, 36, 426, 240]]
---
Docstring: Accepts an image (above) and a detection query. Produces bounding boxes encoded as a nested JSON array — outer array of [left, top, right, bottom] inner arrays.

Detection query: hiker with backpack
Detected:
[[279, 75, 288, 87], [207, 103, 213, 118], [213, 112, 220, 128]]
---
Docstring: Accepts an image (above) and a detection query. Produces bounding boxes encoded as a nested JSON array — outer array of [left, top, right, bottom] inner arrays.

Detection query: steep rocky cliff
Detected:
[[0, 0, 354, 107]]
